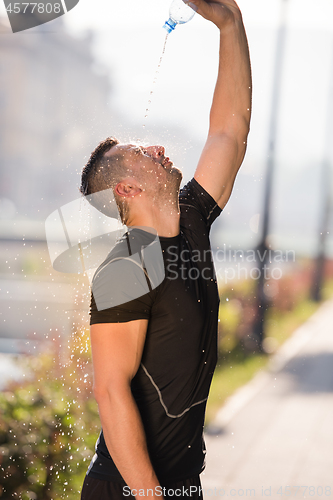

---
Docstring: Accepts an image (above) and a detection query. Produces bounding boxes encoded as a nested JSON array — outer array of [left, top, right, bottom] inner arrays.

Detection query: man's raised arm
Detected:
[[192, 0, 252, 209]]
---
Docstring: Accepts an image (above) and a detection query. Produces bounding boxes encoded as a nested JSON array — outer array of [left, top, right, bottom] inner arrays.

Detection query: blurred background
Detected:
[[1, 0, 333, 498]]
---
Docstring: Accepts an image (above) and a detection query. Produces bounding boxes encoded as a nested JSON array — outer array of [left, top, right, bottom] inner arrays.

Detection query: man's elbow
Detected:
[[239, 125, 249, 157], [237, 113, 250, 142], [93, 378, 130, 406], [93, 383, 108, 404], [242, 114, 251, 139], [234, 116, 250, 162], [210, 116, 250, 147]]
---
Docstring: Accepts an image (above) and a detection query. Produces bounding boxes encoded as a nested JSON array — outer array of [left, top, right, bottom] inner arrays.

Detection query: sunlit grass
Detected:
[[322, 278, 333, 300], [205, 352, 267, 424], [265, 299, 319, 348]]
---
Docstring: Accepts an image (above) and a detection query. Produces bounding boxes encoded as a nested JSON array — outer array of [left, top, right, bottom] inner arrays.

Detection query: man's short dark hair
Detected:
[[80, 137, 131, 222], [80, 137, 120, 196]]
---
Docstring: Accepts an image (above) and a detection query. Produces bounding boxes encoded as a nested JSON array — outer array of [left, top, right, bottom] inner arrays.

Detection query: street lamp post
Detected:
[[311, 44, 333, 302], [251, 0, 289, 351]]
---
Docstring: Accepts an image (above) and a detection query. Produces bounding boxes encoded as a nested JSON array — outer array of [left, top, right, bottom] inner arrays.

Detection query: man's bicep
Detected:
[[194, 133, 245, 209], [90, 320, 148, 392]]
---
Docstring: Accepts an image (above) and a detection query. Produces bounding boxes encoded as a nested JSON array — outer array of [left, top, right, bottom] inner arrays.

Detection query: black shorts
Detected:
[[81, 474, 203, 500]]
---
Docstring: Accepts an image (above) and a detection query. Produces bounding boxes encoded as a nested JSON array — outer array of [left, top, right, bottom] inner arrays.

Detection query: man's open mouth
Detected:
[[161, 157, 173, 168]]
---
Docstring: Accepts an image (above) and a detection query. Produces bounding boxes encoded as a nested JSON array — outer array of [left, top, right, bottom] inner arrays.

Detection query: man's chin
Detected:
[[169, 165, 183, 180]]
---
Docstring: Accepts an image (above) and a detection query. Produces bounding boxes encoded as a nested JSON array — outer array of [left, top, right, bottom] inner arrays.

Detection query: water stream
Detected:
[[142, 33, 169, 130]]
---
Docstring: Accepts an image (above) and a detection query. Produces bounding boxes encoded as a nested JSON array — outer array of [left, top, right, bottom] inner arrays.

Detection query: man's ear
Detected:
[[115, 181, 142, 198]]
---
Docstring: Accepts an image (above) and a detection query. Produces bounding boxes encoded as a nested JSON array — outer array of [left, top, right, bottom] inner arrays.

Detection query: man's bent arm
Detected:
[[193, 0, 252, 208], [90, 320, 162, 499]]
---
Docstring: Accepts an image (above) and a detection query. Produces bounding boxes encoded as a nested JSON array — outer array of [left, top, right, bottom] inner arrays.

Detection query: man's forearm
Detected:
[[210, 13, 252, 140], [96, 385, 161, 498]]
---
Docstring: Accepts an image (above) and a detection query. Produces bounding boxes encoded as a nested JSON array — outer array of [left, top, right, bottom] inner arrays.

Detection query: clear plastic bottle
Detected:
[[163, 0, 196, 33]]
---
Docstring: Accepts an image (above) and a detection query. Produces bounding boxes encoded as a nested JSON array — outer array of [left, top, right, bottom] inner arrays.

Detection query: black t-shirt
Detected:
[[87, 178, 222, 483]]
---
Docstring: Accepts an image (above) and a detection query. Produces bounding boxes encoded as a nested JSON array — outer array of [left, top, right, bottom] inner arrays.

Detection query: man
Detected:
[[80, 0, 251, 498]]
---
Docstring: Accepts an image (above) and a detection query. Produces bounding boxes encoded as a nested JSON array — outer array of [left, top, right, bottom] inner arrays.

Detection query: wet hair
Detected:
[[80, 137, 129, 223]]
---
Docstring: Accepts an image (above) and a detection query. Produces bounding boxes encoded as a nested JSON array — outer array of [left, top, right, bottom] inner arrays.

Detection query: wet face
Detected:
[[105, 143, 183, 199]]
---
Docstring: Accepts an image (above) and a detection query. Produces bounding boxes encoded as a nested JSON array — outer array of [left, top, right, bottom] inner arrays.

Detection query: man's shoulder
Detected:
[[179, 178, 222, 227], [91, 229, 164, 313], [179, 177, 198, 204]]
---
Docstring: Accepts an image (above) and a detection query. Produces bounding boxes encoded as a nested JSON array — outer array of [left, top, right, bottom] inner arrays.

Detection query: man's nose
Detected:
[[146, 145, 165, 158]]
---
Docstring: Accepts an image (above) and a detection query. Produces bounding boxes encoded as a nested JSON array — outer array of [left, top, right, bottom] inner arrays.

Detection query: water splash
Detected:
[[143, 33, 169, 130]]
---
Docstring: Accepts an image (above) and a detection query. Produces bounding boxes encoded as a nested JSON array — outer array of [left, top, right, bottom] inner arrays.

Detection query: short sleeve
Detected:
[[90, 291, 154, 325], [179, 178, 222, 227]]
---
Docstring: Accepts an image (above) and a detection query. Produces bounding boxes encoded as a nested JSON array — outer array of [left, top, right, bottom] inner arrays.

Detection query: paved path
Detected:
[[202, 300, 333, 500]]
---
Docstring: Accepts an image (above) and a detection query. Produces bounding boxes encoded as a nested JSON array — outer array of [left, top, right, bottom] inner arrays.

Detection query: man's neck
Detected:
[[127, 199, 180, 238], [127, 211, 180, 238]]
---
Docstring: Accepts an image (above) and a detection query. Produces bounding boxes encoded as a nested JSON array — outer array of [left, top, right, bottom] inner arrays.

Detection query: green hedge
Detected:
[[0, 333, 100, 500]]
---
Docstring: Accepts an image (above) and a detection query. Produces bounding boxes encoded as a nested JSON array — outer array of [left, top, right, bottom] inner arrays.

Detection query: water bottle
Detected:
[[163, 0, 196, 33]]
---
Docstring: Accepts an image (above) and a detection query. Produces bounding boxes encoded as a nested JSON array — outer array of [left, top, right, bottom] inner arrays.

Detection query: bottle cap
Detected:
[[163, 18, 177, 33]]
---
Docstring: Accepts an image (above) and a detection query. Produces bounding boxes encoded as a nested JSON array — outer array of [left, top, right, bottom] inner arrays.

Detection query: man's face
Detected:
[[105, 143, 183, 197]]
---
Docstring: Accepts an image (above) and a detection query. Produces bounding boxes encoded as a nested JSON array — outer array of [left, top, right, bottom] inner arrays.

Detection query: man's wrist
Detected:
[[217, 10, 242, 30], [122, 483, 164, 500]]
